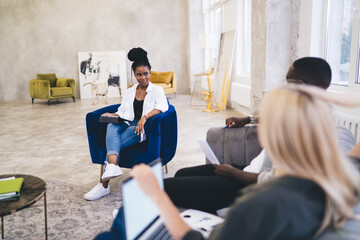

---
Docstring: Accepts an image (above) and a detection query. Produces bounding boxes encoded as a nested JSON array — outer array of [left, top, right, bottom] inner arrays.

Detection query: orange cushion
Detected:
[[150, 71, 173, 84]]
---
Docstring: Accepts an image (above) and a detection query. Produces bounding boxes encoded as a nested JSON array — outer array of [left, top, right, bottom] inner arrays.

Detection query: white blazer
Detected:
[[115, 82, 169, 141]]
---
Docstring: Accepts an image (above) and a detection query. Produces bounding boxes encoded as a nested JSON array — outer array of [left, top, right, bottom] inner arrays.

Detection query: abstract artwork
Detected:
[[78, 51, 127, 100]]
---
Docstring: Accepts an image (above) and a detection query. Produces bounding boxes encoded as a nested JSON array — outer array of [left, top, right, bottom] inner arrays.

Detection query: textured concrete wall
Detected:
[[251, 0, 300, 113], [0, 0, 189, 102], [251, 0, 267, 113], [188, 0, 204, 93]]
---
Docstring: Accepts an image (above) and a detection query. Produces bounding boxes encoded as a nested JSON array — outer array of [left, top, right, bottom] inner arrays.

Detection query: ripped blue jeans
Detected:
[[105, 120, 141, 165]]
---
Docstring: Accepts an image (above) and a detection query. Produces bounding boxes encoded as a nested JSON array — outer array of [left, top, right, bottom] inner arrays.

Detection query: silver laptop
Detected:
[[121, 159, 173, 240]]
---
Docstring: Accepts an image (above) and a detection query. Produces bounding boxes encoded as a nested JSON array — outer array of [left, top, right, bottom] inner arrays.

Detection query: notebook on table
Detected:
[[121, 158, 172, 240]]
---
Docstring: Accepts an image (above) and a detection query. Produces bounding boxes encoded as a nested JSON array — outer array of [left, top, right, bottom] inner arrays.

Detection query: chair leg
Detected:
[[100, 165, 104, 182], [32, 98, 34, 104], [48, 100, 50, 105], [72, 97, 75, 102], [164, 164, 168, 174]]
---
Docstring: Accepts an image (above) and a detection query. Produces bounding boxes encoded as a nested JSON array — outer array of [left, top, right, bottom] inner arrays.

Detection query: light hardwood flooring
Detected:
[[0, 95, 241, 193]]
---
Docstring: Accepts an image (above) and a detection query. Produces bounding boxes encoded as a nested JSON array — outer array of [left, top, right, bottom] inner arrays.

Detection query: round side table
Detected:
[[0, 174, 47, 240]]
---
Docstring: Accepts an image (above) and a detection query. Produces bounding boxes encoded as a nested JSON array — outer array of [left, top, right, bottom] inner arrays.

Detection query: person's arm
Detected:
[[135, 109, 161, 135], [152, 85, 169, 113], [213, 164, 259, 185], [131, 164, 191, 240]]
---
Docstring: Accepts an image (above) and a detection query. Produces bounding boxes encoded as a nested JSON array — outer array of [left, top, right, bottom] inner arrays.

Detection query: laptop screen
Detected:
[[122, 159, 164, 240]]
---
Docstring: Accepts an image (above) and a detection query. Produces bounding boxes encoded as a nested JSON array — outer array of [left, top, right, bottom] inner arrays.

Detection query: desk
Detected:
[[0, 174, 47, 239]]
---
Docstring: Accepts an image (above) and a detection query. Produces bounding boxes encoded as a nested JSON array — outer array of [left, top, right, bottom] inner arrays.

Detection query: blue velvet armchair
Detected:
[[86, 103, 177, 172]]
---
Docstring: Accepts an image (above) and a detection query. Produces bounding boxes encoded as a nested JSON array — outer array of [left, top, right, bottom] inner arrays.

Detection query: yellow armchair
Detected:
[[29, 74, 76, 104], [150, 71, 177, 96]]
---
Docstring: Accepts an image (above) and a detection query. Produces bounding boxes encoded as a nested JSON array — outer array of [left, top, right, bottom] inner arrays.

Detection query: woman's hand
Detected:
[[131, 164, 163, 203], [102, 112, 118, 117], [214, 164, 238, 178], [132, 164, 192, 239], [135, 116, 147, 135]]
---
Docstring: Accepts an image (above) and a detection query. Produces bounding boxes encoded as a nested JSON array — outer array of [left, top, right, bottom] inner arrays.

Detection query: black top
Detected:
[[183, 176, 326, 240], [133, 98, 144, 121]]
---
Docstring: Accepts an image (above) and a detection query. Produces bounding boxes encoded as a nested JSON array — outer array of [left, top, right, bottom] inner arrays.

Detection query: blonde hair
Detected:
[[258, 84, 360, 233]]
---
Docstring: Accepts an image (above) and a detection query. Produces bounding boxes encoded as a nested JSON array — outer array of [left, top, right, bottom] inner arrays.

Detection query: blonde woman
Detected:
[[98, 84, 360, 239]]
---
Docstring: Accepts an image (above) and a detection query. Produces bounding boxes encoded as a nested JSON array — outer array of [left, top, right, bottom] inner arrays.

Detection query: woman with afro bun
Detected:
[[85, 47, 168, 201]]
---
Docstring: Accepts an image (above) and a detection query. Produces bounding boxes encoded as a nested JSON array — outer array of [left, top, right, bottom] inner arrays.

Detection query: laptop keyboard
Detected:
[[147, 224, 173, 240]]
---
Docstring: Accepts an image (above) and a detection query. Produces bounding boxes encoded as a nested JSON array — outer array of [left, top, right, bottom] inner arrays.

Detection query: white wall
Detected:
[[0, 0, 190, 102]]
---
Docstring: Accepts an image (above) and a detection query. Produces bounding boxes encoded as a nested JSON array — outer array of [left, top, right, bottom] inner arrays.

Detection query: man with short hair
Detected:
[[164, 57, 356, 214]]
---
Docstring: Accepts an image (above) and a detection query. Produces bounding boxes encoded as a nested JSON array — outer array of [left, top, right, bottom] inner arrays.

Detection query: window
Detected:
[[324, 0, 360, 90], [236, 0, 251, 77], [325, 0, 354, 86], [203, 0, 222, 70], [203, 0, 251, 81]]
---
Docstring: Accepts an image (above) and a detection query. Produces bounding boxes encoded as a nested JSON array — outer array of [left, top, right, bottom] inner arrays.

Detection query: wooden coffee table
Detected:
[[0, 174, 47, 239]]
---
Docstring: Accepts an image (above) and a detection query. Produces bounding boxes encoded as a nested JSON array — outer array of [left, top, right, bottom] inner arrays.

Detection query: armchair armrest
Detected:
[[206, 126, 262, 169], [29, 79, 51, 99], [172, 73, 177, 92], [146, 104, 177, 165], [86, 104, 120, 164]]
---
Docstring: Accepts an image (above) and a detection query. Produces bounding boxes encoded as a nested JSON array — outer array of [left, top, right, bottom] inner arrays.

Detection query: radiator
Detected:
[[230, 82, 251, 109], [333, 111, 360, 142]]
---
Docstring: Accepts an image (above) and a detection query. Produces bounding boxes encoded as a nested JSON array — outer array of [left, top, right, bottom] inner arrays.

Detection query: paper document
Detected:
[[181, 209, 224, 238], [197, 138, 220, 165]]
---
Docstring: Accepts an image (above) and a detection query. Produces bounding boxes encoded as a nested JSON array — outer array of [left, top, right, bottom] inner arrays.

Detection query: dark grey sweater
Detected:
[[183, 176, 325, 240]]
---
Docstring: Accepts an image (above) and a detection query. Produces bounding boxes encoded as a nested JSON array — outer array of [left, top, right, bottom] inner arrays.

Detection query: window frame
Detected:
[[325, 0, 360, 92], [236, 0, 252, 84]]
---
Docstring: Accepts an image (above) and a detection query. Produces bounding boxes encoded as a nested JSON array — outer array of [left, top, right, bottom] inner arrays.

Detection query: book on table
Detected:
[[0, 177, 24, 201]]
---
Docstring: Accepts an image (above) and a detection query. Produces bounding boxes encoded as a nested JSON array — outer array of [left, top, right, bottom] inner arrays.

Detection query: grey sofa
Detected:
[[206, 126, 262, 169], [206, 125, 360, 239]]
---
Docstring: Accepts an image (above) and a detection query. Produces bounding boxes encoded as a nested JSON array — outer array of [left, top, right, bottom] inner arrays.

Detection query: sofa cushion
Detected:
[[150, 71, 173, 84], [37, 74, 57, 87], [51, 87, 72, 97], [56, 78, 68, 87]]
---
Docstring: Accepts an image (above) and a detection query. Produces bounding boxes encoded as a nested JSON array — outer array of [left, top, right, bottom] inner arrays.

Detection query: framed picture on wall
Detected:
[[78, 51, 128, 99]]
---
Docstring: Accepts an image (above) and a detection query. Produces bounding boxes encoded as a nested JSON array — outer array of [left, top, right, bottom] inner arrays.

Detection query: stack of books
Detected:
[[0, 177, 24, 201]]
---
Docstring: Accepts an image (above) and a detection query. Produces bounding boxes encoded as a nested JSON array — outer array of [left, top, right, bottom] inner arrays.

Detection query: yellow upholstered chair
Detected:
[[150, 71, 177, 96], [29, 73, 76, 104]]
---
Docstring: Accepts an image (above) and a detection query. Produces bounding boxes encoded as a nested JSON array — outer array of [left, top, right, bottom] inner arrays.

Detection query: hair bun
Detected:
[[127, 47, 148, 62]]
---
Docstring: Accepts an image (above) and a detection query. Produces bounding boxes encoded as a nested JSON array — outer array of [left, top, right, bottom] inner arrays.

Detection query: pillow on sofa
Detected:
[[56, 78, 69, 87], [150, 71, 173, 84], [37, 73, 57, 87]]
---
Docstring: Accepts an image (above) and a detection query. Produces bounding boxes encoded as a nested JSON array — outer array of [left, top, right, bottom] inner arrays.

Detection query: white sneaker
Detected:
[[84, 183, 110, 201], [112, 209, 119, 219], [101, 162, 123, 181]]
